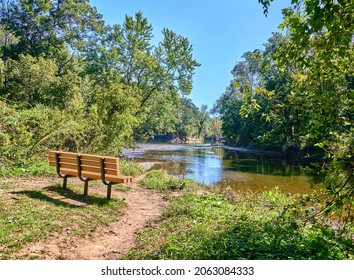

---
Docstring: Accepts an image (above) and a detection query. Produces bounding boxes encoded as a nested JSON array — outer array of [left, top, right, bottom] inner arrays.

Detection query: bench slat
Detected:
[[49, 151, 119, 163], [48, 158, 119, 170], [48, 151, 118, 164], [59, 168, 132, 183], [48, 161, 119, 176], [80, 165, 118, 175]]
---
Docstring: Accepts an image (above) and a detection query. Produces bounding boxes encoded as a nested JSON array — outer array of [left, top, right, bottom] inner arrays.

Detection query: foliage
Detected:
[[172, 98, 213, 142], [2, 54, 86, 108], [83, 12, 200, 141], [215, 0, 353, 227], [84, 82, 140, 154], [140, 170, 188, 191], [0, 0, 104, 62], [174, 98, 200, 141], [126, 189, 353, 260], [119, 160, 145, 177], [0, 100, 89, 164], [207, 117, 223, 141]]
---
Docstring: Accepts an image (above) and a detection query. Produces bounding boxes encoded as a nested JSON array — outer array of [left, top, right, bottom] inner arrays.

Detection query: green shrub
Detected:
[[140, 170, 187, 191], [120, 160, 145, 177]]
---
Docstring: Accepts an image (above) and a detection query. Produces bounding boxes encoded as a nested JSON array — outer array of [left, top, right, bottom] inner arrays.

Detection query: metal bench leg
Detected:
[[63, 176, 68, 189], [84, 180, 89, 196], [100, 157, 114, 200], [107, 183, 112, 199], [77, 154, 91, 196], [55, 152, 70, 190]]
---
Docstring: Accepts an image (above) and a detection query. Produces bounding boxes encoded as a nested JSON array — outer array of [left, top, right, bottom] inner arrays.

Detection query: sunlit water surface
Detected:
[[124, 143, 319, 194]]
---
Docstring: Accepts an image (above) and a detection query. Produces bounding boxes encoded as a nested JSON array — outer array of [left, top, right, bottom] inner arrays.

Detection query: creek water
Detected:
[[123, 143, 319, 194]]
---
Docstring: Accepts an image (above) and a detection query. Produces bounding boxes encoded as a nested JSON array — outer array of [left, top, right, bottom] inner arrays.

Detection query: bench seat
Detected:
[[58, 168, 133, 183]]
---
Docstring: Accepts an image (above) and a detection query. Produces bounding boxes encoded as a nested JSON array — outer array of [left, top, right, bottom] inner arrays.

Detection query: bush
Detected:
[[140, 170, 187, 191], [120, 160, 145, 177]]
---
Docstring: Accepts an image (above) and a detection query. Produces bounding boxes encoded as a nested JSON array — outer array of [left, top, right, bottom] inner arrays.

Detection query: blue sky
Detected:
[[90, 0, 290, 109]]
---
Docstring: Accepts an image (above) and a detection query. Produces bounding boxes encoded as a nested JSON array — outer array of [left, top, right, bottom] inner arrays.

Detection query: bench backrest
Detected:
[[48, 151, 120, 176]]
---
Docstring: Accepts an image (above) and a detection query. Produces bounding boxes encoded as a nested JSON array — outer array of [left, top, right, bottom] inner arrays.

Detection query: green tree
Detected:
[[86, 82, 140, 154], [208, 117, 223, 142], [215, 49, 265, 147], [195, 104, 210, 140], [175, 98, 200, 141], [258, 0, 354, 227], [1, 0, 104, 61], [2, 54, 82, 107], [83, 12, 200, 140]]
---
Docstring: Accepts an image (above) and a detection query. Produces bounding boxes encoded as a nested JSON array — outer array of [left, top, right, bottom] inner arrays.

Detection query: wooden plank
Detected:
[[49, 161, 119, 174], [49, 156, 79, 165], [49, 160, 118, 175], [49, 151, 76, 159], [80, 154, 118, 164], [58, 162, 77, 169], [58, 168, 132, 183], [78, 159, 119, 171], [49, 156, 102, 167], [105, 174, 133, 183], [78, 158, 100, 166], [59, 168, 78, 177], [80, 165, 118, 175], [49, 151, 119, 164], [100, 162, 117, 169]]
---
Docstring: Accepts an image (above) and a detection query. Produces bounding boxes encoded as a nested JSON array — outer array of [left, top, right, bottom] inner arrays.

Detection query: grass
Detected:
[[0, 158, 57, 178], [0, 182, 125, 259], [140, 169, 199, 191], [126, 173, 354, 260]]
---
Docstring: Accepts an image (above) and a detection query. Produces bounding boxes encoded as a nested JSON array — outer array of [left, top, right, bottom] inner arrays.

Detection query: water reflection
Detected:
[[124, 143, 318, 194]]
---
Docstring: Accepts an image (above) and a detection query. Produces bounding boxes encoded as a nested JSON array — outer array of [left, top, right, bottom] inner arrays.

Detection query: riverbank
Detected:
[[1, 166, 353, 260], [124, 142, 322, 162]]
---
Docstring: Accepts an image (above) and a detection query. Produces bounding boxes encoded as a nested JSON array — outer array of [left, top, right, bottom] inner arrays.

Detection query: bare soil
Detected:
[[8, 176, 167, 260]]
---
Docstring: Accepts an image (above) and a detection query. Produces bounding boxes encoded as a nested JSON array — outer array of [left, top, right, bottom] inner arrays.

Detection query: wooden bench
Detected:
[[48, 151, 133, 199]]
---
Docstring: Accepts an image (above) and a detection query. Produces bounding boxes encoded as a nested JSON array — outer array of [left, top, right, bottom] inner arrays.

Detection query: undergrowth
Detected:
[[119, 160, 145, 177], [126, 184, 354, 260], [140, 169, 199, 191]]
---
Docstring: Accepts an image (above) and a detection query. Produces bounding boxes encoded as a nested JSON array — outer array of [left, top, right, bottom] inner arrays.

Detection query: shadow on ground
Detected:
[[12, 183, 113, 207]]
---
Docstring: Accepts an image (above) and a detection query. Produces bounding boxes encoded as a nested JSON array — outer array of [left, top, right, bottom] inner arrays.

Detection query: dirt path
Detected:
[[11, 177, 167, 260]]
